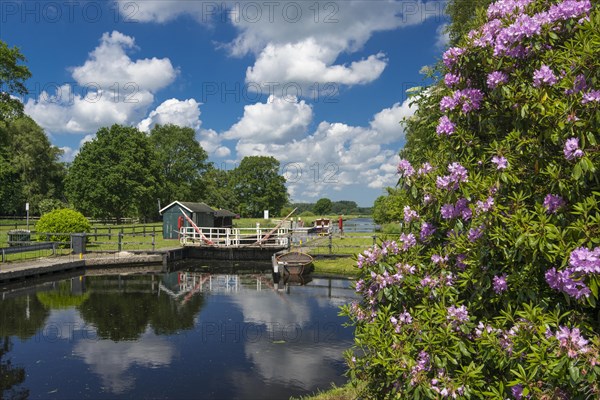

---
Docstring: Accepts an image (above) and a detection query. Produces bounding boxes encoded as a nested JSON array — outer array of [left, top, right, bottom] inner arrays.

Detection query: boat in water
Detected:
[[275, 251, 313, 275]]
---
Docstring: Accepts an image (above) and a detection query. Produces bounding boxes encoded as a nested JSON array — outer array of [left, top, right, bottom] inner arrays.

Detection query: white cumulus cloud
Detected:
[[138, 98, 202, 132], [25, 31, 177, 136], [223, 95, 312, 143]]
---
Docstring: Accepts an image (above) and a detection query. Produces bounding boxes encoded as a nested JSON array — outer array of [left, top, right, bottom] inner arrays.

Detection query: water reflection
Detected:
[[0, 269, 355, 399]]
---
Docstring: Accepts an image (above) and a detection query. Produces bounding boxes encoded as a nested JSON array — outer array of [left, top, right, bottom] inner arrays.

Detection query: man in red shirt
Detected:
[[338, 215, 344, 237]]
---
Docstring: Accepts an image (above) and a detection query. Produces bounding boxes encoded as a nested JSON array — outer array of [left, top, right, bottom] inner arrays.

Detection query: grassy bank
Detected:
[[292, 382, 363, 400]]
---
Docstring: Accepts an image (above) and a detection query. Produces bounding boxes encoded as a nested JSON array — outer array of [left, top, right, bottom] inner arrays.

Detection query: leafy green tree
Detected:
[[0, 40, 31, 121], [331, 200, 359, 215], [0, 117, 66, 215], [230, 156, 288, 217], [194, 165, 238, 211], [65, 125, 161, 222], [444, 0, 494, 46], [148, 124, 209, 205], [313, 198, 332, 215]]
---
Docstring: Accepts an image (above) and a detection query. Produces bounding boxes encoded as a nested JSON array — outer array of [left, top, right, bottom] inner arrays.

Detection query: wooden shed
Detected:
[[214, 209, 236, 228], [160, 201, 216, 239]]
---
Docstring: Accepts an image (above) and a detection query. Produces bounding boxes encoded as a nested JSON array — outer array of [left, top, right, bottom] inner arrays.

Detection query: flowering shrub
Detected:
[[343, 0, 600, 398]]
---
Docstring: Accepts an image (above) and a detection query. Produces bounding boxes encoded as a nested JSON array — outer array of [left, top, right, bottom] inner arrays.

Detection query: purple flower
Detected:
[[442, 47, 465, 68], [447, 305, 469, 323], [468, 225, 485, 242], [440, 204, 455, 220], [487, 71, 508, 89], [417, 162, 433, 175], [456, 88, 484, 113], [491, 156, 508, 170], [455, 254, 467, 270], [543, 194, 565, 213], [511, 385, 524, 400], [493, 273, 508, 293], [569, 246, 600, 274], [440, 95, 459, 112], [423, 194, 433, 204], [399, 233, 416, 251], [581, 90, 600, 104], [563, 137, 584, 160], [420, 222, 436, 241], [533, 65, 558, 87], [444, 73, 460, 87], [436, 115, 456, 136], [487, 0, 534, 19], [545, 267, 591, 299], [431, 254, 448, 264], [476, 197, 495, 214], [403, 206, 419, 223], [397, 159, 415, 177], [448, 162, 469, 183], [556, 326, 590, 358]]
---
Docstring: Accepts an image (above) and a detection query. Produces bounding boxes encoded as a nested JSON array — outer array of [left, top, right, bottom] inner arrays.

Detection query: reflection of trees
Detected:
[[0, 337, 28, 400], [77, 275, 204, 341], [36, 280, 90, 309], [0, 295, 49, 339]]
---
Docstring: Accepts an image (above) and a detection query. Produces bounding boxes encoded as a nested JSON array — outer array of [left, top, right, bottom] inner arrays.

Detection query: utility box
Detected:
[[7, 230, 31, 246], [72, 233, 86, 254]]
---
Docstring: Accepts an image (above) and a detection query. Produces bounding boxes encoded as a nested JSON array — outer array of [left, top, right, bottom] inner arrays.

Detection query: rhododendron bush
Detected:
[[343, 0, 600, 398]]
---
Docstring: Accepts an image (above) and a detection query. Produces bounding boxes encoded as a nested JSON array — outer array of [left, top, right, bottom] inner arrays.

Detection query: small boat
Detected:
[[276, 251, 313, 275]]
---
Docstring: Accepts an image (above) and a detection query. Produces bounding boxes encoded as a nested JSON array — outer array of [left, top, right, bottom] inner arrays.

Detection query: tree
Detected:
[[194, 166, 238, 211], [345, 1, 600, 398], [331, 200, 358, 215], [65, 124, 161, 222], [0, 40, 31, 121], [313, 198, 332, 215], [230, 156, 288, 217], [0, 117, 66, 215], [148, 124, 209, 205]]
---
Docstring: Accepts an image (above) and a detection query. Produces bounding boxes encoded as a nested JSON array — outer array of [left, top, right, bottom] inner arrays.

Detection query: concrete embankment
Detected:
[[0, 251, 167, 284]]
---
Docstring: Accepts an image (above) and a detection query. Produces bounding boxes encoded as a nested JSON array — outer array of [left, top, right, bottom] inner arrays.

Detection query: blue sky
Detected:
[[1, 0, 448, 206]]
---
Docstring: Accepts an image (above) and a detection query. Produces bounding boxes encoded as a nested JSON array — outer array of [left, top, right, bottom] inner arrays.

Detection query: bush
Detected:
[[343, 1, 600, 398], [299, 210, 315, 217], [35, 208, 91, 242]]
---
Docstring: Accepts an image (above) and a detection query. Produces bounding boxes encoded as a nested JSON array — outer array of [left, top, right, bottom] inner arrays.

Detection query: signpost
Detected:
[[26, 202, 29, 231]]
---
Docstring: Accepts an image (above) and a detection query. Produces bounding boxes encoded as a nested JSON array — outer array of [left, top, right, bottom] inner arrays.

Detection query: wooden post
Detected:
[[118, 232, 123, 251], [151, 233, 155, 251]]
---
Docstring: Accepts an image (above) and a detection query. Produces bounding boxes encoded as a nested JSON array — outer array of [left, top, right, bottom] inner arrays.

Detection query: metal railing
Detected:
[[180, 226, 289, 247]]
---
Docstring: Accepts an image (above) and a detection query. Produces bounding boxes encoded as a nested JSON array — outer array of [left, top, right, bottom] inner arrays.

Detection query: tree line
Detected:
[[0, 41, 289, 221]]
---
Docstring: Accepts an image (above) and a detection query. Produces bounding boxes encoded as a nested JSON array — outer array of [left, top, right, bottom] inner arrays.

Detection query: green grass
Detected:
[[291, 382, 363, 400], [312, 257, 359, 277]]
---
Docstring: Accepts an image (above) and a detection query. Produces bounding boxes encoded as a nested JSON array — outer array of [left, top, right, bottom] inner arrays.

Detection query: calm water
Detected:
[[0, 267, 356, 399], [344, 217, 380, 233]]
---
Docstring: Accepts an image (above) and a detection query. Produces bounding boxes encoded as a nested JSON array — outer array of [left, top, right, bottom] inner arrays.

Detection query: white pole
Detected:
[[26, 203, 29, 231]]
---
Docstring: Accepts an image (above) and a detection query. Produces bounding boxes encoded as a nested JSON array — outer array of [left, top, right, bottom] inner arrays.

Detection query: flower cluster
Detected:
[[397, 159, 415, 177], [447, 305, 469, 324], [436, 115, 456, 136], [487, 71, 509, 89], [491, 155, 508, 170], [493, 274, 508, 293], [545, 247, 599, 299], [403, 206, 420, 223], [439, 89, 484, 114], [533, 65, 558, 87], [475, 197, 495, 214], [420, 222, 436, 241], [440, 198, 472, 221], [436, 162, 469, 191], [581, 89, 600, 104], [543, 194, 565, 213], [563, 137, 584, 160], [555, 326, 590, 358]]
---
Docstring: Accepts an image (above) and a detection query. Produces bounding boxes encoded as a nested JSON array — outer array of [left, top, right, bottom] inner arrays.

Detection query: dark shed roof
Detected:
[[214, 209, 236, 217], [160, 201, 215, 215]]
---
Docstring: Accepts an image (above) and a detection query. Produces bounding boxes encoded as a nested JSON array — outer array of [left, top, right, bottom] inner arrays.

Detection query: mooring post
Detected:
[[151, 233, 155, 251], [118, 232, 123, 252], [372, 235, 377, 246]]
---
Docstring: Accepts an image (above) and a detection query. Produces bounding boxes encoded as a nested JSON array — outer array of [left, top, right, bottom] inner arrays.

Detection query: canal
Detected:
[[0, 267, 356, 399]]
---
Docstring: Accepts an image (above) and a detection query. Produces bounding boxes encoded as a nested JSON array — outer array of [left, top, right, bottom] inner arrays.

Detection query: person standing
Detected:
[[338, 215, 344, 237]]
